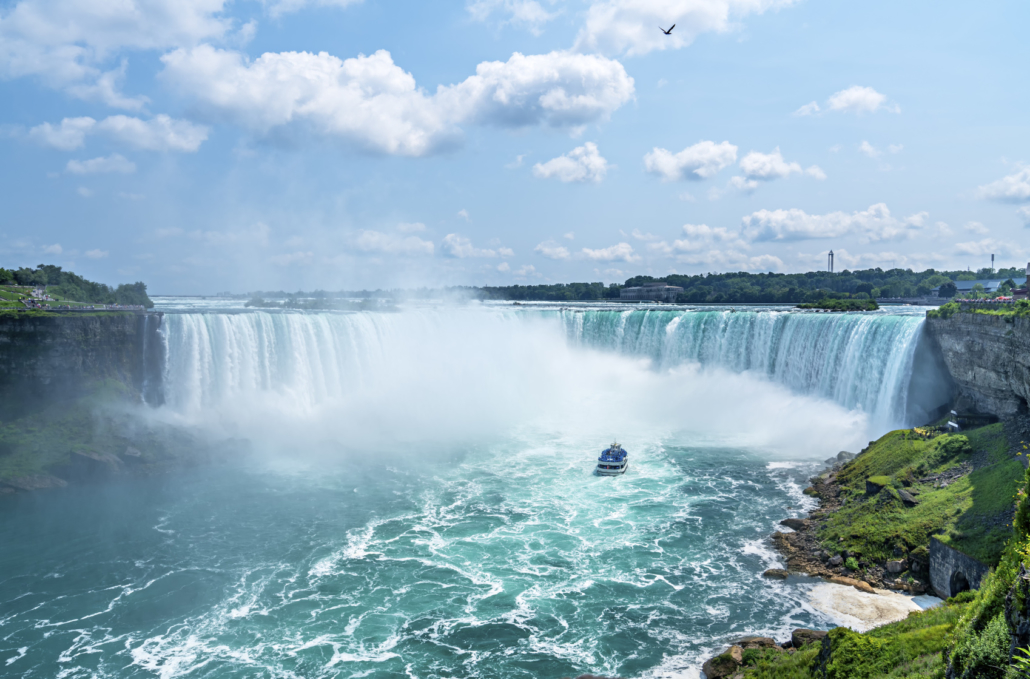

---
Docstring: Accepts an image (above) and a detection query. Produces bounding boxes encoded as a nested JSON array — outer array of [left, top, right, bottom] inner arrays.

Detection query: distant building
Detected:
[[620, 282, 684, 302], [932, 276, 1028, 297]]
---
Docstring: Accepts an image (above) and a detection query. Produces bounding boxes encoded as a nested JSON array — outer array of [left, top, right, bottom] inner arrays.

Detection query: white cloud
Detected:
[[30, 115, 208, 152], [66, 153, 136, 174], [354, 230, 435, 256], [670, 248, 783, 271], [396, 222, 426, 233], [28, 116, 95, 151], [42, 243, 62, 255], [964, 221, 990, 235], [563, 231, 574, 240], [805, 165, 826, 180], [648, 223, 748, 255], [270, 251, 314, 266], [76, 186, 93, 197], [0, 0, 232, 107], [580, 242, 639, 262], [265, 0, 362, 18], [738, 147, 801, 180], [888, 144, 903, 154], [793, 101, 819, 116], [1019, 207, 1030, 226], [741, 203, 927, 243], [442, 234, 498, 258], [497, 261, 511, 272], [534, 240, 571, 259], [977, 168, 1030, 202], [955, 238, 1024, 258], [726, 176, 758, 192], [457, 209, 471, 222], [933, 221, 953, 238], [644, 140, 737, 181], [498, 247, 515, 257], [467, 0, 557, 34], [859, 141, 880, 158], [515, 264, 536, 276], [85, 248, 108, 259], [161, 47, 634, 156], [505, 154, 526, 168], [532, 141, 608, 183], [797, 86, 898, 118], [573, 0, 800, 57], [826, 86, 894, 114]]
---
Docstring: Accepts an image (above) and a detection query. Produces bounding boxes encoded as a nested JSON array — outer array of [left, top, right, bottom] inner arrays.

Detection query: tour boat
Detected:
[[595, 441, 629, 476]]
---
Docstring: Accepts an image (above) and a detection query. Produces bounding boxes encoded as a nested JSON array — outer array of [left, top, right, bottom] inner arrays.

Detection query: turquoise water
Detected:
[[0, 304, 942, 677], [0, 439, 831, 678]]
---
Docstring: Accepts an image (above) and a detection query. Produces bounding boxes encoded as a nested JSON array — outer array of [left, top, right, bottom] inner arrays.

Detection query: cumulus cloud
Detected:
[[532, 142, 608, 182], [796, 86, 898, 117], [66, 153, 136, 174], [580, 242, 639, 262], [265, 0, 362, 18], [859, 141, 880, 158], [160, 46, 634, 156], [467, 0, 557, 33], [457, 209, 471, 222], [644, 140, 737, 181], [648, 223, 748, 255], [739, 147, 801, 180], [0, 0, 232, 107], [85, 248, 108, 259], [29, 115, 208, 152], [441, 234, 499, 258], [535, 240, 571, 259], [497, 261, 511, 272], [740, 203, 927, 243], [42, 243, 62, 255], [964, 221, 990, 235], [955, 238, 1024, 258], [805, 165, 826, 180], [396, 222, 426, 233], [354, 230, 435, 256], [515, 264, 536, 276], [977, 168, 1030, 203], [574, 0, 800, 57]]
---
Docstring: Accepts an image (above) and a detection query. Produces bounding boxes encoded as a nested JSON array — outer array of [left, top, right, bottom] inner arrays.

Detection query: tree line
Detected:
[[0, 264, 154, 308], [478, 266, 1024, 303]]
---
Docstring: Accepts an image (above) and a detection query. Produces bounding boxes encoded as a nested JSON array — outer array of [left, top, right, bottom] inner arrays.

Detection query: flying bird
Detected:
[[660, 24, 675, 35]]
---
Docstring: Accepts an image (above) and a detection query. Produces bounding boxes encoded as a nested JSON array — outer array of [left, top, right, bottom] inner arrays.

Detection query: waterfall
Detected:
[[557, 308, 935, 428], [158, 307, 945, 431]]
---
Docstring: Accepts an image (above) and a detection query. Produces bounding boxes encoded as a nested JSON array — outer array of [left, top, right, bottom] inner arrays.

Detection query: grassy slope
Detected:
[[819, 424, 1021, 564]]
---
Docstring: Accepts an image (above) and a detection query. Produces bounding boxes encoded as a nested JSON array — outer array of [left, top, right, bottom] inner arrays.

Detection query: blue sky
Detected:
[[1, 0, 1028, 293]]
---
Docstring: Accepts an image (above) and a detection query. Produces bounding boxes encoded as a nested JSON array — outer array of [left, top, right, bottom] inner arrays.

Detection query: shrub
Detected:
[[948, 611, 1010, 678], [845, 557, 859, 571]]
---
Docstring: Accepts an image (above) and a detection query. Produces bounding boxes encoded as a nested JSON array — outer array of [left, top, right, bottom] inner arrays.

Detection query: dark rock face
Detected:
[[926, 313, 1030, 418], [701, 646, 742, 678], [780, 518, 809, 530], [792, 629, 828, 648], [0, 313, 163, 417], [1005, 564, 1030, 660], [929, 538, 990, 599], [762, 568, 789, 579]]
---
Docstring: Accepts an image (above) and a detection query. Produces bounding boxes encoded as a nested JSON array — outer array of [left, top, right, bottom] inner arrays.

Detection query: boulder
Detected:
[[780, 518, 808, 530], [762, 569, 789, 580], [898, 489, 919, 506], [865, 477, 888, 495], [701, 646, 743, 679], [736, 636, 779, 650], [828, 555, 843, 567], [837, 451, 856, 463], [829, 576, 876, 593], [791, 629, 828, 648], [886, 559, 909, 574]]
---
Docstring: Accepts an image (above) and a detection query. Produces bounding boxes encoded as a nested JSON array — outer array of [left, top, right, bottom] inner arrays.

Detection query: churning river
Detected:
[[0, 301, 948, 678]]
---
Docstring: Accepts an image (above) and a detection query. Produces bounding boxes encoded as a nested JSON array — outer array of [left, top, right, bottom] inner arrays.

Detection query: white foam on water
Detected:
[[808, 583, 938, 632]]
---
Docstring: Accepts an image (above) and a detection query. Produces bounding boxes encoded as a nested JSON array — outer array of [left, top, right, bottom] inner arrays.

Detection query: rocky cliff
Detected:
[[0, 312, 163, 418], [925, 312, 1030, 418]]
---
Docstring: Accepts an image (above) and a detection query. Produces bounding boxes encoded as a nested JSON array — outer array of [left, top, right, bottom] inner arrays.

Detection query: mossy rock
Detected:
[[866, 475, 891, 495]]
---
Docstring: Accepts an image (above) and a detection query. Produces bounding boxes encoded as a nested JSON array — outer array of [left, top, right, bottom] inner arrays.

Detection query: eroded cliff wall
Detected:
[[0, 312, 163, 418], [925, 312, 1030, 417]]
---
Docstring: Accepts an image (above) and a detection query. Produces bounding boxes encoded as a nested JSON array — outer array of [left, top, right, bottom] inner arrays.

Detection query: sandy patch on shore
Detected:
[[809, 583, 942, 632]]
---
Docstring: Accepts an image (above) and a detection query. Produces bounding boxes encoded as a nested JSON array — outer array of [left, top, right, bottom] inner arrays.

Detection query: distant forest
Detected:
[[477, 266, 1025, 303], [0, 264, 154, 308]]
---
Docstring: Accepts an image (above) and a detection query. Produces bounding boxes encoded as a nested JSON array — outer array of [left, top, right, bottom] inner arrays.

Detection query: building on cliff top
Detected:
[[932, 276, 1028, 297], [620, 282, 684, 302]]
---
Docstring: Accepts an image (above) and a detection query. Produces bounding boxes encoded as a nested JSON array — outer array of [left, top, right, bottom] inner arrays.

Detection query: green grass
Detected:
[[740, 602, 969, 678], [821, 425, 1021, 564]]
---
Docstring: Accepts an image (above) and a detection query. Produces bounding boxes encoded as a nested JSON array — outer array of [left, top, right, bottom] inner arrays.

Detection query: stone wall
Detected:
[[0, 312, 163, 417], [925, 313, 1030, 417], [929, 538, 990, 599]]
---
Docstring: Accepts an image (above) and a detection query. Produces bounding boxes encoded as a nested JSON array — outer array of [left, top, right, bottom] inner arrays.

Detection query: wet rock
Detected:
[[828, 555, 843, 567], [762, 569, 789, 579], [780, 518, 808, 530], [702, 646, 743, 679], [2, 474, 67, 491], [829, 575, 875, 593], [887, 559, 909, 574], [791, 629, 828, 648]]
